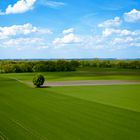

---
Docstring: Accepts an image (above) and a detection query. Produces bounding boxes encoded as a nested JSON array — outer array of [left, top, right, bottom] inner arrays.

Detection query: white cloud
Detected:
[[2, 37, 49, 50], [79, 35, 106, 49], [111, 36, 140, 48], [112, 37, 133, 45], [0, 23, 52, 39], [82, 33, 140, 50], [40, 0, 66, 8], [4, 38, 41, 46], [124, 9, 140, 23], [52, 25, 140, 50], [1, 14, 140, 53], [53, 33, 81, 46], [98, 17, 121, 28], [62, 28, 74, 34], [102, 28, 140, 37], [0, 23, 52, 50], [0, 0, 36, 15]]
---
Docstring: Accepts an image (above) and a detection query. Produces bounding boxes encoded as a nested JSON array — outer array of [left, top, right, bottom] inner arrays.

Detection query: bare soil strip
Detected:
[[46, 80, 140, 87]]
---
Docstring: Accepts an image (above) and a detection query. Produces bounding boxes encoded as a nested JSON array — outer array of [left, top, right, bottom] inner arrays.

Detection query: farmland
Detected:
[[0, 67, 140, 140]]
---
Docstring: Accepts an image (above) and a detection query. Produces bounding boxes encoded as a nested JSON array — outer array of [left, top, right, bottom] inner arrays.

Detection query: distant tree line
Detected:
[[0, 59, 140, 73], [80, 60, 140, 69], [0, 60, 80, 73]]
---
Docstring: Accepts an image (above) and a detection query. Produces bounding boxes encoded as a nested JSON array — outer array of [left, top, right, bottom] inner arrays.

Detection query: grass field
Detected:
[[0, 72, 140, 140], [1, 67, 140, 82]]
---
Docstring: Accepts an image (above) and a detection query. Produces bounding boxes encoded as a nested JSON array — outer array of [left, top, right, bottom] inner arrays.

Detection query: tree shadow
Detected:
[[40, 85, 51, 88]]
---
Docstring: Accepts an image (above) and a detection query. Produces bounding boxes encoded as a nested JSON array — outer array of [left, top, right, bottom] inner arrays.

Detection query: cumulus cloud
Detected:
[[53, 33, 81, 46], [2, 37, 49, 50], [99, 10, 140, 45], [0, 0, 36, 15], [102, 28, 140, 37], [52, 24, 140, 50], [98, 17, 121, 28], [111, 36, 140, 48], [124, 9, 140, 23], [82, 32, 140, 50], [62, 28, 74, 34], [101, 27, 140, 48], [1, 10, 140, 52], [0, 23, 52, 39], [0, 23, 52, 50]]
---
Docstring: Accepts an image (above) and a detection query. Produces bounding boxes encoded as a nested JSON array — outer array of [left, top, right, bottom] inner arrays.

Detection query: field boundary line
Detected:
[[8, 77, 34, 87], [8, 77, 23, 83]]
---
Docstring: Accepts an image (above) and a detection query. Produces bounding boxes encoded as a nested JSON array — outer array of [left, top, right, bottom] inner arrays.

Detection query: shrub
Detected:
[[33, 73, 45, 87]]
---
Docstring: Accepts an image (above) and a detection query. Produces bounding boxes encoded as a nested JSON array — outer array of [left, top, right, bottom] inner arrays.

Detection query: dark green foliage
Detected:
[[33, 73, 45, 87], [32, 64, 47, 72], [0, 59, 140, 73], [2, 64, 14, 73], [80, 60, 140, 69], [0, 60, 80, 73], [20, 63, 33, 72]]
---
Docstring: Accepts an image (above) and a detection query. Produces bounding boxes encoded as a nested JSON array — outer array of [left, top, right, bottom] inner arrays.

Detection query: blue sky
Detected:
[[0, 0, 140, 59]]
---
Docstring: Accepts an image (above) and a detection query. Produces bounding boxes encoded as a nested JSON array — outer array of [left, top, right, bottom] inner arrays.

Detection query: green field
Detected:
[[1, 68, 140, 82], [0, 70, 140, 140]]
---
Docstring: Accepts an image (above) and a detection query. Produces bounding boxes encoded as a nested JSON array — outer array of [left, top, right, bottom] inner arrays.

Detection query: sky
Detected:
[[0, 0, 140, 59]]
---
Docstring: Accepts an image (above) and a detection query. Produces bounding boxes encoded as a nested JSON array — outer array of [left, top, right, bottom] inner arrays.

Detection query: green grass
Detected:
[[0, 75, 140, 140], [47, 85, 140, 112], [1, 67, 140, 82]]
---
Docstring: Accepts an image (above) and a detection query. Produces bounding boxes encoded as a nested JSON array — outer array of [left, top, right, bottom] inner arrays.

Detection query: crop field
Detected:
[[1, 67, 140, 82], [0, 69, 140, 140]]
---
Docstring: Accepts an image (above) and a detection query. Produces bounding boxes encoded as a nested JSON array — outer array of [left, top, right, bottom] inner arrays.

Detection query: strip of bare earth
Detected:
[[8, 77, 140, 87], [46, 80, 140, 87]]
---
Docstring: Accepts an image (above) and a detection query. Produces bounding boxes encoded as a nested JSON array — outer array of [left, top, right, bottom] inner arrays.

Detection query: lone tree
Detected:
[[33, 73, 45, 87]]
